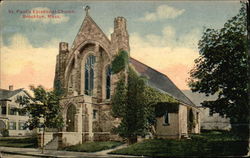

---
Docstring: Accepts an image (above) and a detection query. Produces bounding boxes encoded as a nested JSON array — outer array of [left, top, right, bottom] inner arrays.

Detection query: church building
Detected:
[[49, 8, 200, 148]]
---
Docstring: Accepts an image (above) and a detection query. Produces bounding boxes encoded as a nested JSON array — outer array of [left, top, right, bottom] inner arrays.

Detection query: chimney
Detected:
[[9, 85, 13, 91]]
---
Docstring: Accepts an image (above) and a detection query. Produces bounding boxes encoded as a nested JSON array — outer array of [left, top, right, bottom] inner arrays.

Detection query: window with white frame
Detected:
[[9, 121, 16, 130], [9, 106, 17, 115], [18, 121, 26, 130]]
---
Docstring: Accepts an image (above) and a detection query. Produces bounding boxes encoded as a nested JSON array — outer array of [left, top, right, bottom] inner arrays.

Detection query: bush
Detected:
[[111, 131, 248, 156], [0, 128, 9, 137], [0, 137, 38, 148]]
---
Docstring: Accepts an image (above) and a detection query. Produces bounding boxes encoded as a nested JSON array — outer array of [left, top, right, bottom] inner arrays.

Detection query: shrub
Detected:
[[0, 128, 9, 137]]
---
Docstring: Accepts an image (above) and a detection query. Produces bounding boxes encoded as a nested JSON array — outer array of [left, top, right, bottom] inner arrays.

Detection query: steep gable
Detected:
[[70, 14, 111, 53]]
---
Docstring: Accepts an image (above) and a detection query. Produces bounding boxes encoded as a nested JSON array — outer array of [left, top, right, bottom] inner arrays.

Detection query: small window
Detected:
[[9, 121, 16, 130], [209, 110, 213, 117], [68, 74, 73, 90], [1, 106, 6, 115], [18, 121, 26, 130], [19, 109, 27, 116], [163, 111, 169, 125], [196, 112, 199, 122], [93, 110, 98, 120], [9, 107, 17, 115]]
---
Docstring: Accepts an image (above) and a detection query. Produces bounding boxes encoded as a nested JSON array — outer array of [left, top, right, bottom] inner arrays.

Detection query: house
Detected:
[[48, 8, 200, 148], [198, 107, 231, 130], [182, 90, 231, 131], [0, 85, 32, 136]]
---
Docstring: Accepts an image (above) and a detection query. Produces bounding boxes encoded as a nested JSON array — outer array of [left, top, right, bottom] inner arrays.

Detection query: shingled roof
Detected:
[[130, 58, 196, 106], [0, 88, 25, 101]]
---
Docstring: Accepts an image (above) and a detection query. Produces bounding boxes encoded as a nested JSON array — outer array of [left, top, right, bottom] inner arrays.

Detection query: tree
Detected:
[[111, 50, 179, 144], [111, 51, 149, 144], [16, 85, 64, 152], [188, 4, 248, 138], [112, 67, 159, 144]]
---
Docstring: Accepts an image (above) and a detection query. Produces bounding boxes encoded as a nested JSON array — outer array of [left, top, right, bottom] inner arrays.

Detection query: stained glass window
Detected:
[[84, 55, 95, 95], [106, 65, 111, 99]]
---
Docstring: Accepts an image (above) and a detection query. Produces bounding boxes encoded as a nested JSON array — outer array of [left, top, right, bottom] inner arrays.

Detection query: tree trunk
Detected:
[[128, 136, 137, 145], [42, 127, 45, 154]]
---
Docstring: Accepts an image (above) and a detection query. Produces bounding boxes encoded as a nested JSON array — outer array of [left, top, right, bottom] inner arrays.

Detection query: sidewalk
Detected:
[[0, 146, 144, 158]]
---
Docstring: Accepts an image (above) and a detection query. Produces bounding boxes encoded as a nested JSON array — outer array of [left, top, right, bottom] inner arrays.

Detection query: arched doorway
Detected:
[[66, 104, 76, 132], [188, 109, 195, 133]]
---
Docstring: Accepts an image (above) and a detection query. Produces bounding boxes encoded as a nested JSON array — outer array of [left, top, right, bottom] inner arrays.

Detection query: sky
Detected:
[[0, 1, 242, 91]]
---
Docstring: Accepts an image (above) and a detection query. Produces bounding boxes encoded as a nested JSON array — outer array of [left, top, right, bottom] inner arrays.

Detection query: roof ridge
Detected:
[[130, 57, 170, 79]]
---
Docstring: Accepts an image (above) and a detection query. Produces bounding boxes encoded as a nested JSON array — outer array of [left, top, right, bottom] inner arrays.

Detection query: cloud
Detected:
[[1, 34, 59, 90], [130, 26, 201, 89], [1, 27, 200, 91], [139, 5, 185, 22], [22, 7, 69, 24]]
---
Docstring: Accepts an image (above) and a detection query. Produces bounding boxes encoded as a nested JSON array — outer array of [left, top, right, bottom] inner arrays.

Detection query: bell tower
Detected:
[[54, 42, 69, 90]]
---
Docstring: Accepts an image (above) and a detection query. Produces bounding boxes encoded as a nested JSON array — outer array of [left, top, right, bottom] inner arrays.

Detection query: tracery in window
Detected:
[[85, 55, 96, 95]]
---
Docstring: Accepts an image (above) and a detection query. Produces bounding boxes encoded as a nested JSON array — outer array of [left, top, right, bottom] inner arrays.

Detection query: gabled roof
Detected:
[[0, 88, 31, 101], [130, 58, 196, 106], [70, 14, 110, 52]]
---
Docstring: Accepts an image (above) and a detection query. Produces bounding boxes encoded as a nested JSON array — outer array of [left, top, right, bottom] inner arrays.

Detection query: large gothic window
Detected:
[[106, 65, 111, 99], [85, 55, 96, 95]]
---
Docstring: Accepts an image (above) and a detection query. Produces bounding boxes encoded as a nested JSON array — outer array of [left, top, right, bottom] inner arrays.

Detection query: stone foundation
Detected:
[[82, 132, 122, 142], [155, 134, 180, 139], [56, 132, 82, 149], [38, 132, 53, 148]]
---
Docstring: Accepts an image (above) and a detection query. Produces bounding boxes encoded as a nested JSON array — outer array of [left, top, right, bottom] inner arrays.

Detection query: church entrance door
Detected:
[[66, 104, 76, 132]]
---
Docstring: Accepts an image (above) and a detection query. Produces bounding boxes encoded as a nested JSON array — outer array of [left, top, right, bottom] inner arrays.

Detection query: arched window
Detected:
[[68, 74, 73, 90], [85, 55, 95, 95], [163, 110, 169, 125], [106, 65, 111, 99]]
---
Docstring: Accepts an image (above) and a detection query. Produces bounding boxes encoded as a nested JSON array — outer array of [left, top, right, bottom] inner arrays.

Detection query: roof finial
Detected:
[[84, 5, 90, 16]]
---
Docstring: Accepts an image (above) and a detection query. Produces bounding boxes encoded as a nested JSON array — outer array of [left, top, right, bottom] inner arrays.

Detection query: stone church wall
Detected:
[[51, 12, 199, 146], [156, 112, 180, 139]]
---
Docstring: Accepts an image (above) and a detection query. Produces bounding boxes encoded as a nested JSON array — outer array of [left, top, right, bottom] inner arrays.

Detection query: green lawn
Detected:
[[63, 141, 123, 152], [110, 131, 248, 157], [0, 137, 38, 148]]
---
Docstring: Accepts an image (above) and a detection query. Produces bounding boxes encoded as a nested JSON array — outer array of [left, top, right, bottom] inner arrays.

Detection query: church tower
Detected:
[[111, 17, 130, 55], [54, 42, 69, 90]]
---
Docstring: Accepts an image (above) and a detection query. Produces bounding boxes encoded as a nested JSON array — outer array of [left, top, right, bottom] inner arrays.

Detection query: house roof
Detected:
[[0, 88, 30, 101], [130, 58, 196, 107]]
